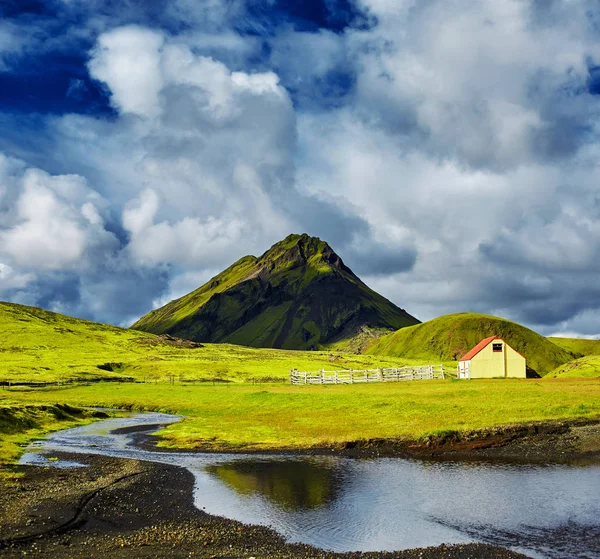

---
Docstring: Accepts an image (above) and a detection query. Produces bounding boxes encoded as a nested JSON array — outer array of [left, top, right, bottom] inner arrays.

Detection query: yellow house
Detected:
[[457, 336, 526, 379]]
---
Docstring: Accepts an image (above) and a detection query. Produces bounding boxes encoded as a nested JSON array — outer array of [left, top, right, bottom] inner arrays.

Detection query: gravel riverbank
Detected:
[[0, 452, 531, 559]]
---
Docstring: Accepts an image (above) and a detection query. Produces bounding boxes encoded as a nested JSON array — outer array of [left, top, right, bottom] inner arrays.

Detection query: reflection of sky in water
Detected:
[[19, 413, 600, 559]]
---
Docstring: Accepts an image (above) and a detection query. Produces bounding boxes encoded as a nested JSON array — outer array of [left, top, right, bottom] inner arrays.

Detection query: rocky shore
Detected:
[[0, 452, 531, 559]]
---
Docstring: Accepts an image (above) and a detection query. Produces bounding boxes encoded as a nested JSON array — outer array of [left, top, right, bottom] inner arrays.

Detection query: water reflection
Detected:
[[18, 413, 600, 559], [206, 458, 343, 511]]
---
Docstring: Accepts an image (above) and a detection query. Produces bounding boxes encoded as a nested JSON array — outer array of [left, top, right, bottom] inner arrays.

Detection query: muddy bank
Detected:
[[342, 417, 600, 462], [0, 453, 530, 559], [131, 417, 600, 464]]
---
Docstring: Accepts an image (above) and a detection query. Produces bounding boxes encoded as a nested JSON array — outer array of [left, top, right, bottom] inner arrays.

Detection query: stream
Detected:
[[19, 412, 600, 559]]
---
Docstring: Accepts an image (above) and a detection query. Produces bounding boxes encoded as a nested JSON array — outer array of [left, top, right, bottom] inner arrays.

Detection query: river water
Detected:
[[19, 412, 600, 559]]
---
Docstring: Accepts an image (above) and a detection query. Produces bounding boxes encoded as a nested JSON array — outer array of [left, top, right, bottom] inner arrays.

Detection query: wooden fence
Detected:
[[290, 365, 445, 385]]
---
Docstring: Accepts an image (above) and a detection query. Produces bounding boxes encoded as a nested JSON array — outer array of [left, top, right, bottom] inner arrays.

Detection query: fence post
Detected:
[[334, 371, 338, 384], [350, 370, 353, 384], [320, 369, 324, 384]]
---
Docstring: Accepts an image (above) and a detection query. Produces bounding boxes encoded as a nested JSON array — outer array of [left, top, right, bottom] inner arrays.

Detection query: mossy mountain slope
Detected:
[[547, 337, 600, 358], [366, 312, 574, 376], [131, 234, 419, 349]]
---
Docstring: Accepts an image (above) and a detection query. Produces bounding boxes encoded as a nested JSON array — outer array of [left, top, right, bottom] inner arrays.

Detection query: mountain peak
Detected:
[[257, 233, 348, 276], [132, 234, 419, 349]]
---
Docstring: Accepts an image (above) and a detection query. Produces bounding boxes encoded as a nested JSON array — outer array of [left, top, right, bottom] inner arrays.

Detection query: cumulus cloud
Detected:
[[84, 28, 312, 270], [0, 169, 116, 270], [0, 153, 168, 323], [89, 26, 165, 117], [351, 0, 600, 169], [3, 0, 600, 338]]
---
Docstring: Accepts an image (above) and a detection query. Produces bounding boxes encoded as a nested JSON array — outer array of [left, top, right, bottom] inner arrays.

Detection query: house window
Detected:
[[493, 343, 503, 352]]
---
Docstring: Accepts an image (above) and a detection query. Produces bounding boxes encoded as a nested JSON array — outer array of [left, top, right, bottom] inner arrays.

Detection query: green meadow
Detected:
[[0, 302, 447, 384], [3, 300, 600, 469], [3, 379, 600, 453]]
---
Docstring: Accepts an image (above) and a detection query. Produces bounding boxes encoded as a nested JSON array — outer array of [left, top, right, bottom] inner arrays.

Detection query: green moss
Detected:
[[0, 403, 104, 471], [0, 301, 434, 384]]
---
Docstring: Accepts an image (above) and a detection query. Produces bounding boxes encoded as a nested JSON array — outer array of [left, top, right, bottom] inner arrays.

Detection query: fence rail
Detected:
[[290, 365, 445, 385]]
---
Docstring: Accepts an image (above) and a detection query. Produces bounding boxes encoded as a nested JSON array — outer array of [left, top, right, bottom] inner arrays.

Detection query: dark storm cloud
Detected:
[[5, 264, 171, 326], [344, 240, 417, 277]]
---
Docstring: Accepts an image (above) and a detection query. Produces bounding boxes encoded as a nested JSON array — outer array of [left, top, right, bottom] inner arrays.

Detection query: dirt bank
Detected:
[[341, 417, 600, 462], [0, 453, 530, 559], [131, 417, 600, 464]]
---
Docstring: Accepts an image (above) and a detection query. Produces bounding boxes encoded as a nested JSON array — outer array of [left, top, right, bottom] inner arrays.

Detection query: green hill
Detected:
[[365, 312, 574, 376], [0, 301, 156, 382], [131, 233, 419, 349], [546, 355, 600, 379], [547, 337, 600, 358], [544, 337, 600, 379]]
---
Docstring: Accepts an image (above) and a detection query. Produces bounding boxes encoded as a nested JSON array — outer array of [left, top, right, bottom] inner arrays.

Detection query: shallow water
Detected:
[[20, 413, 600, 559]]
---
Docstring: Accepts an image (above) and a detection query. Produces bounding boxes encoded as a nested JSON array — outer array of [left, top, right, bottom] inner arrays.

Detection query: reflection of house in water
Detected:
[[206, 459, 343, 511]]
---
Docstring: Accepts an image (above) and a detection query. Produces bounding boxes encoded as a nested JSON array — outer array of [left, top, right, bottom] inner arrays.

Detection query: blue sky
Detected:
[[1, 0, 600, 336]]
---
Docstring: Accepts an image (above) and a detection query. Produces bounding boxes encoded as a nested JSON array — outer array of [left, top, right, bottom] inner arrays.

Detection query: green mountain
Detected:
[[131, 234, 419, 349], [365, 312, 575, 376]]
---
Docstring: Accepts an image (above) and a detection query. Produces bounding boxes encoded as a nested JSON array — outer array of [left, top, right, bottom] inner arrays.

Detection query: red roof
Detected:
[[459, 336, 500, 362]]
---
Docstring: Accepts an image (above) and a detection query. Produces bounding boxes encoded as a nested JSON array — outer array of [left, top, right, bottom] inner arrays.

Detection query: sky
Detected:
[[1, 0, 600, 337]]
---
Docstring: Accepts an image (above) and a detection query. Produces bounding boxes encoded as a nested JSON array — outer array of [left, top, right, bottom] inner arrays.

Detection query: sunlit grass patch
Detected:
[[0, 403, 107, 476], [3, 379, 600, 453]]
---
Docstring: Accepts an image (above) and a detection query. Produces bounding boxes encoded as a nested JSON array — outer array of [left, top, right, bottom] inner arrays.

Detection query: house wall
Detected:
[[469, 340, 526, 378]]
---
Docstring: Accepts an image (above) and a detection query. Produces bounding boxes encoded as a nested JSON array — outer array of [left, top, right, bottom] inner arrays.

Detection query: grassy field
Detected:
[[0, 301, 446, 384], [366, 313, 575, 376], [3, 379, 600, 452], [0, 402, 107, 472]]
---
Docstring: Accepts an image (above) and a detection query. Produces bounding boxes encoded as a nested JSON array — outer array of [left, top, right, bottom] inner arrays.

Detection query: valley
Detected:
[[2, 236, 600, 559]]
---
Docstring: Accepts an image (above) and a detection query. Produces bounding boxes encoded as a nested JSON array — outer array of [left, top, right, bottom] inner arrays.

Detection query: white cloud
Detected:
[[350, 0, 600, 169], [0, 164, 117, 271], [85, 31, 296, 267], [0, 21, 28, 71], [5, 3, 600, 337], [123, 188, 247, 267], [88, 26, 165, 117], [0, 263, 34, 289]]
